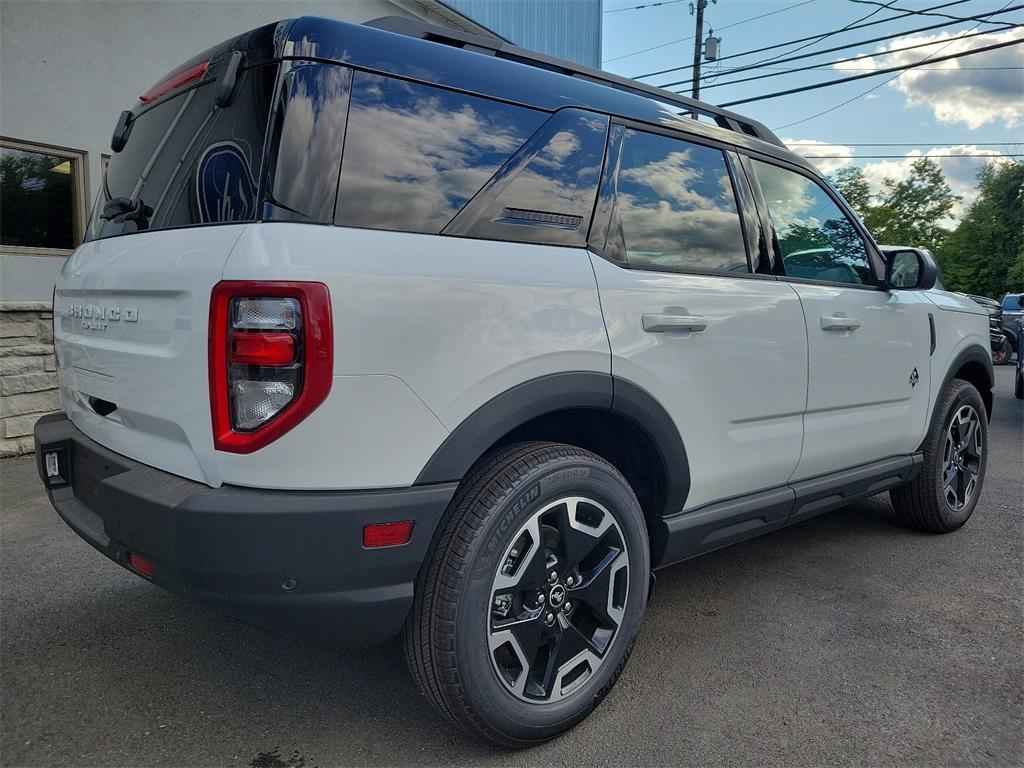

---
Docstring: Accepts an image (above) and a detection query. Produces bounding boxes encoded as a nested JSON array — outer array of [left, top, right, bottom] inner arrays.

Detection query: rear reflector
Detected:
[[139, 60, 210, 105], [128, 553, 154, 578], [363, 521, 415, 548]]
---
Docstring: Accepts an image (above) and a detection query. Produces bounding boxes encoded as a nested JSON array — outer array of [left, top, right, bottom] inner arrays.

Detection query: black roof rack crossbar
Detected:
[[364, 16, 784, 148]]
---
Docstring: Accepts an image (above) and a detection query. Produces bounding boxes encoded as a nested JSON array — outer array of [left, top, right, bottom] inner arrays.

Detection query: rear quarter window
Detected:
[[334, 73, 547, 235]]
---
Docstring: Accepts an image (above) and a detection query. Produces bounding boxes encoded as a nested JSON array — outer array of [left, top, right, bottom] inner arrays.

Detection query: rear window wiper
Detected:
[[101, 196, 154, 231]]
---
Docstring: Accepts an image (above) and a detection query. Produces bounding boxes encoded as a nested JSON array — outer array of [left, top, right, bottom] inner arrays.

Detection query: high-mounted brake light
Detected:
[[139, 60, 210, 105], [209, 282, 332, 453]]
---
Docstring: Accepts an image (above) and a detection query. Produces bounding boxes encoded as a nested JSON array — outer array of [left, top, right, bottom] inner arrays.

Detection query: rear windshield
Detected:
[[1003, 294, 1022, 310], [86, 65, 277, 241]]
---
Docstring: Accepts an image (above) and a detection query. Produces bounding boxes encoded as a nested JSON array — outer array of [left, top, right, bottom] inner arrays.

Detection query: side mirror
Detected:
[[885, 248, 937, 291], [1018, 294, 1024, 308]]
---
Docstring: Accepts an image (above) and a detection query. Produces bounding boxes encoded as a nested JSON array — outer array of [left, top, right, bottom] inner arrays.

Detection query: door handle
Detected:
[[642, 313, 708, 333], [820, 315, 863, 331]]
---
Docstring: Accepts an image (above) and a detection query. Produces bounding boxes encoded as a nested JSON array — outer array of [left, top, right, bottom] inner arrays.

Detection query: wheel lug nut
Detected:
[[548, 571, 558, 583], [537, 593, 545, 604], [563, 601, 572, 614], [566, 576, 575, 587], [545, 612, 555, 626]]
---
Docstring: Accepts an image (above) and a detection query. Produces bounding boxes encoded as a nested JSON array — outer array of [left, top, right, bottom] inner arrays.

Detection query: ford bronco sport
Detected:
[[34, 16, 994, 747]]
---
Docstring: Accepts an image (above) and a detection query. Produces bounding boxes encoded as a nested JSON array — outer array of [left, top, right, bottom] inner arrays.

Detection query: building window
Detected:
[[0, 138, 88, 255]]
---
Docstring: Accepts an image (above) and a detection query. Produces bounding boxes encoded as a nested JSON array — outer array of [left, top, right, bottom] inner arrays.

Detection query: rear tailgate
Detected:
[[56, 44, 279, 486], [56, 225, 248, 485]]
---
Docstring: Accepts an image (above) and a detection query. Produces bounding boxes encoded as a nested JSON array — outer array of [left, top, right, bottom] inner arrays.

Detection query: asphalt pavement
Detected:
[[2, 366, 1021, 767]]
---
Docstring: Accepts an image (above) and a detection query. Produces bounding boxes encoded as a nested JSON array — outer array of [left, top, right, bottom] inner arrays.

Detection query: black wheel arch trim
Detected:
[[937, 343, 994, 425], [413, 371, 691, 520]]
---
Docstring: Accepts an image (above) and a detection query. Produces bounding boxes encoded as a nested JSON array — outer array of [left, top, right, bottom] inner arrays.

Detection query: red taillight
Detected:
[[129, 553, 154, 578], [229, 332, 296, 366], [209, 282, 333, 454], [363, 521, 415, 548], [139, 60, 210, 105]]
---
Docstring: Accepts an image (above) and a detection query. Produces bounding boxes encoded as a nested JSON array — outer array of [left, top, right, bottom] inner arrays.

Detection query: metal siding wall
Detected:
[[443, 0, 602, 67]]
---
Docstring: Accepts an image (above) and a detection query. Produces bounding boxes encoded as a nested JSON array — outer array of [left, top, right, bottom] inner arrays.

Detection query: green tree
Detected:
[[831, 166, 871, 219], [863, 158, 958, 253], [938, 161, 1024, 297]]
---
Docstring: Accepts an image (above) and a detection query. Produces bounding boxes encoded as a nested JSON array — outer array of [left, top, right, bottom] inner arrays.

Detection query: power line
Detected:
[[757, 64, 1022, 70], [603, 0, 817, 63], [657, 4, 1022, 87], [774, 0, 1019, 129], [714, 0, 900, 81], [633, 0, 972, 78], [849, 0, 1017, 29], [604, 0, 686, 14], [655, 5, 1024, 88], [787, 141, 1024, 146], [699, 26, 1015, 90], [801, 153, 1024, 157], [717, 35, 1024, 107]]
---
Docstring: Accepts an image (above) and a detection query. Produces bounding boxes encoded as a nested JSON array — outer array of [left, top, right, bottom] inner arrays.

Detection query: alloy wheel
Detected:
[[941, 404, 983, 512], [487, 496, 629, 703]]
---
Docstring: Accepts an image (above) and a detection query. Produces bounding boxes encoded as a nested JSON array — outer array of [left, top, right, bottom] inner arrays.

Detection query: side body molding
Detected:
[[414, 371, 691, 520]]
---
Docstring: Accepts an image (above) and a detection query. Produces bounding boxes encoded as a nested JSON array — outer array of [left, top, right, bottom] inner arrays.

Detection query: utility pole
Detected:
[[691, 0, 708, 101]]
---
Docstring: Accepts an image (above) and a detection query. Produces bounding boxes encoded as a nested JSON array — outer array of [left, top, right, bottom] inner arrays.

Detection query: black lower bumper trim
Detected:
[[34, 413, 457, 646]]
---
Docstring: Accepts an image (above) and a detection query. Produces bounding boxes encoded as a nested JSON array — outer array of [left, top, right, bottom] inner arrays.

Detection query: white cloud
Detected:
[[781, 138, 856, 174], [833, 28, 1024, 129], [859, 145, 1010, 221]]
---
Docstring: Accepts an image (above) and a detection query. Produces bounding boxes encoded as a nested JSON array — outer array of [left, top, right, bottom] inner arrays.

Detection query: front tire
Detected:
[[403, 442, 650, 747], [890, 379, 988, 533], [992, 337, 1013, 365]]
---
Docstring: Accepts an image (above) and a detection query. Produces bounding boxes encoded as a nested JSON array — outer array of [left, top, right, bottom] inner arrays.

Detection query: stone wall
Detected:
[[1, 301, 58, 457]]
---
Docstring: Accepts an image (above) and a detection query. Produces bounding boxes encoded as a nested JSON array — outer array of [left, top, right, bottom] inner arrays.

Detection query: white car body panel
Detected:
[[589, 255, 808, 511], [55, 225, 246, 486], [790, 285, 934, 480]]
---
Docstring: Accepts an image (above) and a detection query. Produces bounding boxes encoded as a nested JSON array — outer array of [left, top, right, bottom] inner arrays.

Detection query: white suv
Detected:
[[34, 16, 994, 747]]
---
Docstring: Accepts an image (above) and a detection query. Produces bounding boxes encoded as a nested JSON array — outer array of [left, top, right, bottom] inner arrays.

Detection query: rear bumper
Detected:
[[34, 413, 456, 646]]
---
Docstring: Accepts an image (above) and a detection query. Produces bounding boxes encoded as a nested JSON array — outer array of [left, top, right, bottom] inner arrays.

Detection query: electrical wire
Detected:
[[657, 4, 1022, 88], [787, 141, 1024, 145], [604, 0, 687, 13], [774, 0, 1020, 129], [800, 153, 1024, 157], [718, 35, 1023, 107], [632, 0, 972, 78], [699, 26, 1017, 90], [849, 0, 1017, 29], [603, 0, 818, 63]]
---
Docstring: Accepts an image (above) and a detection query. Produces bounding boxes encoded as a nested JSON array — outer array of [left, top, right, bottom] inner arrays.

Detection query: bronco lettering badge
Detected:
[[66, 303, 139, 332]]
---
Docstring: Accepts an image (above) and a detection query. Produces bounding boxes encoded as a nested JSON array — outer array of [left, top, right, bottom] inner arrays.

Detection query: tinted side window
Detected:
[[264, 63, 353, 223], [335, 73, 546, 234], [752, 159, 874, 285], [444, 109, 608, 246], [610, 129, 748, 273]]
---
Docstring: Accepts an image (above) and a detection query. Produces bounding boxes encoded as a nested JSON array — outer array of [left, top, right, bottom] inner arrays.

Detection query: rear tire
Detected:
[[403, 441, 650, 747], [1015, 367, 1023, 399], [890, 379, 988, 533]]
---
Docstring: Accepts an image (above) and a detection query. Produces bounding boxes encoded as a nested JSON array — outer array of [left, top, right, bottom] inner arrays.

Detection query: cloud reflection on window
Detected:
[[752, 160, 872, 284], [335, 73, 546, 234], [614, 129, 747, 272], [270, 63, 353, 222]]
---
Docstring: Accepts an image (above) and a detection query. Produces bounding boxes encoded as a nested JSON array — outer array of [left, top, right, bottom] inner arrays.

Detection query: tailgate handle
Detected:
[[87, 396, 118, 417]]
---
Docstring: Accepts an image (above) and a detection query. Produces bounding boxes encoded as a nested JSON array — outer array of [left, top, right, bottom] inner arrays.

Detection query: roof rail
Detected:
[[364, 16, 784, 148]]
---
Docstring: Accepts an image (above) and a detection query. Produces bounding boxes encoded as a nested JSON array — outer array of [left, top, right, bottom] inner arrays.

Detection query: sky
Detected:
[[601, 0, 1024, 218]]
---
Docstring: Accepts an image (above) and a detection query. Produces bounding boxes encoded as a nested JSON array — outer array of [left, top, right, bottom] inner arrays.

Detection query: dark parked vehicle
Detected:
[[960, 293, 1013, 364]]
